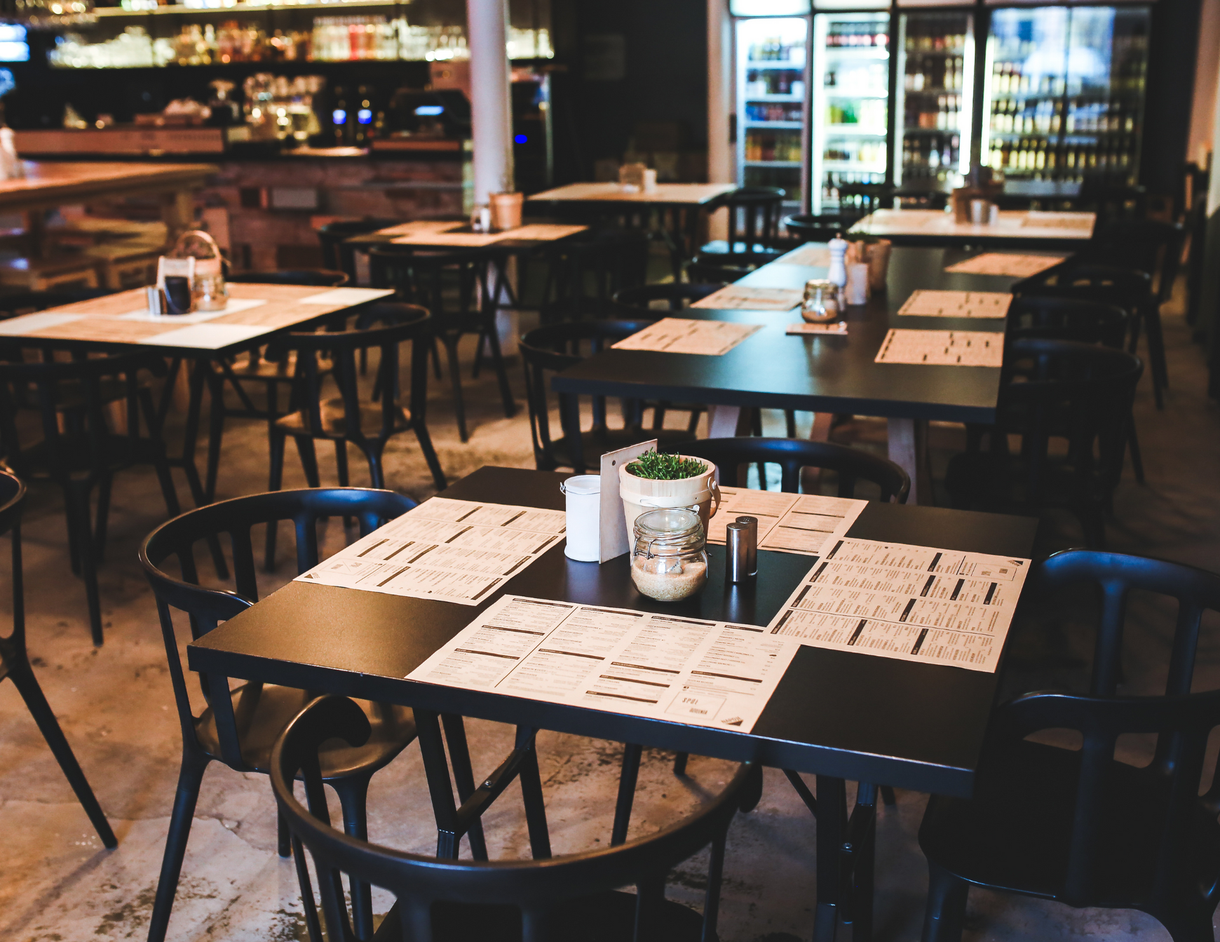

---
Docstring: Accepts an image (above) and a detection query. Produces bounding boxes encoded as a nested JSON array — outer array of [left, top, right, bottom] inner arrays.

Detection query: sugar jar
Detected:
[[630, 508, 708, 602]]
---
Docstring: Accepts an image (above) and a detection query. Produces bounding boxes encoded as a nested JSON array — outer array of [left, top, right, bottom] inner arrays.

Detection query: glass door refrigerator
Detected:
[[735, 13, 810, 213], [980, 5, 1150, 195], [809, 9, 890, 212], [894, 9, 975, 194]]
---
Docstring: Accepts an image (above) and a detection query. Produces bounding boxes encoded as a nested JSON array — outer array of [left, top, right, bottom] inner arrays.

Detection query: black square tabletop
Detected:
[[188, 466, 1038, 797]]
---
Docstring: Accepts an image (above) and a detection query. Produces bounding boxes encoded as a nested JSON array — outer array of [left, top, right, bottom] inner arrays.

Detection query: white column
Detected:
[[466, 0, 513, 205], [707, 0, 733, 241]]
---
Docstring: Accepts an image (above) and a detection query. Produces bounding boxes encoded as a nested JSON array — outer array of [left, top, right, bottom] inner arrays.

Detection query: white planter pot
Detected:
[[619, 458, 721, 538]]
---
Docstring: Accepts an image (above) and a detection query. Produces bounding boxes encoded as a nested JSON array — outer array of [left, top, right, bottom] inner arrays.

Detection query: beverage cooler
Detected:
[[980, 5, 1149, 190]]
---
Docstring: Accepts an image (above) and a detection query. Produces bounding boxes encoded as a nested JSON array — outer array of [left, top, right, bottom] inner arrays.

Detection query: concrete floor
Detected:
[[0, 292, 1218, 942]]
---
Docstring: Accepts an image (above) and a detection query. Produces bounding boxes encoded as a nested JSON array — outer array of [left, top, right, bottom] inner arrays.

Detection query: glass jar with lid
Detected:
[[630, 508, 708, 602]]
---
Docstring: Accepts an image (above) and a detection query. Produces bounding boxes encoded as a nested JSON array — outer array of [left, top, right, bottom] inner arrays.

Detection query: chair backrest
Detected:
[[680, 437, 910, 501], [1006, 295, 1128, 349], [712, 187, 786, 254], [272, 694, 758, 942], [227, 269, 349, 287], [0, 351, 166, 487], [998, 339, 1142, 501], [686, 256, 752, 285], [1075, 181, 1148, 225], [781, 213, 853, 242], [1084, 219, 1185, 302], [519, 320, 653, 472], [992, 549, 1220, 905], [610, 282, 725, 315], [368, 247, 498, 327], [280, 302, 432, 451], [0, 470, 25, 653], [836, 183, 894, 221], [541, 228, 650, 320], [316, 218, 400, 276], [1014, 263, 1153, 317], [138, 487, 415, 769]]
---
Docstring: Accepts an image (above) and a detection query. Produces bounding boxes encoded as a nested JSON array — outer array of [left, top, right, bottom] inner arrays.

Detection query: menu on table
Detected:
[[875, 328, 1003, 367], [691, 286, 804, 311], [776, 245, 831, 268], [944, 253, 1065, 278], [375, 220, 462, 237], [408, 595, 801, 732], [392, 230, 506, 247], [295, 497, 566, 605], [897, 290, 1012, 319], [503, 223, 588, 241], [706, 488, 866, 556], [766, 538, 1030, 672], [612, 317, 763, 356]]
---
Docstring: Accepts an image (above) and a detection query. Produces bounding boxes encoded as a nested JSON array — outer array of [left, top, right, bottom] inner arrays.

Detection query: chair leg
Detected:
[[612, 743, 642, 846], [1126, 411, 1145, 485], [293, 436, 322, 488], [277, 810, 291, 858], [332, 776, 375, 942], [413, 424, 447, 493], [93, 474, 113, 564], [442, 338, 469, 443], [481, 321, 517, 420], [672, 752, 689, 776], [880, 785, 897, 806], [154, 454, 182, 518], [67, 489, 104, 646], [921, 862, 969, 942], [265, 428, 287, 570], [440, 714, 488, 861], [1144, 304, 1168, 408], [333, 440, 350, 487], [8, 661, 116, 847], [146, 752, 210, 942]]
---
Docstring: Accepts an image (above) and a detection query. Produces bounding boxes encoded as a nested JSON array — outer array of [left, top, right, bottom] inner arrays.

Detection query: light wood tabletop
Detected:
[[527, 182, 737, 205], [0, 161, 216, 211], [0, 284, 393, 355], [850, 208, 1096, 244]]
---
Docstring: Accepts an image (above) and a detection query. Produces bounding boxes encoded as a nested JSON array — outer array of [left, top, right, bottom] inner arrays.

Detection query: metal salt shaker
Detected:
[[736, 515, 758, 576], [726, 515, 759, 584]]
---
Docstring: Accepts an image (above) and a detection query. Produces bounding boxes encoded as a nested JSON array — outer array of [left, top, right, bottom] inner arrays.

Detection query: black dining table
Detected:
[[551, 244, 1070, 504], [188, 465, 1038, 942]]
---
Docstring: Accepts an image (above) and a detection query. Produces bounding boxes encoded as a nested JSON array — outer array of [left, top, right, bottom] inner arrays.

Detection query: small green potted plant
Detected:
[[619, 450, 720, 536]]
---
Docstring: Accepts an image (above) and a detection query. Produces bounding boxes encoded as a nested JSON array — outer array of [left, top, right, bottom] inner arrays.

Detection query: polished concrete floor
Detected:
[[0, 291, 1218, 942]]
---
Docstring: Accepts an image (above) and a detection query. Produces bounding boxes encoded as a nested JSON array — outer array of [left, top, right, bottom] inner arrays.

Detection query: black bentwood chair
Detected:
[[316, 218, 401, 282], [273, 694, 763, 942], [919, 549, 1220, 942], [519, 321, 695, 473], [139, 488, 429, 942], [268, 302, 446, 515], [0, 471, 116, 848], [699, 186, 787, 262], [0, 351, 180, 644]]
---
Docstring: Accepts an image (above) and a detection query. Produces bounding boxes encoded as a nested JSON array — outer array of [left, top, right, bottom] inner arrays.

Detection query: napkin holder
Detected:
[[599, 439, 657, 562]]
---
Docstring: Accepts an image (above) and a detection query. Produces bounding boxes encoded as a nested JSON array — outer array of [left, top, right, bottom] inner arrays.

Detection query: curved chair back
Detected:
[[610, 282, 726, 315], [1086, 219, 1185, 303], [273, 695, 759, 942], [999, 339, 1142, 501], [139, 487, 415, 770], [519, 320, 653, 472], [227, 269, 349, 287], [687, 254, 758, 284], [836, 182, 894, 221], [782, 212, 854, 242], [368, 247, 497, 326], [709, 187, 786, 257], [279, 303, 432, 463], [681, 437, 910, 502], [1006, 295, 1128, 348], [538, 227, 651, 322], [0, 470, 24, 647], [988, 549, 1220, 906], [316, 218, 400, 278], [1014, 263, 1153, 317]]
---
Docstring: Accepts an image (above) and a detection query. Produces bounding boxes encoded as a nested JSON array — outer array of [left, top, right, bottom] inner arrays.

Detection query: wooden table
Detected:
[[1, 161, 218, 248], [189, 465, 1038, 941], [552, 245, 1060, 504], [0, 283, 392, 503], [850, 208, 1096, 248]]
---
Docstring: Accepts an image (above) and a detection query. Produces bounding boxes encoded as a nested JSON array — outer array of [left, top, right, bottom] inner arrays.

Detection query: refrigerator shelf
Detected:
[[825, 92, 887, 99], [745, 160, 803, 167], [825, 126, 887, 136], [745, 94, 804, 103], [824, 49, 890, 61], [823, 161, 887, 172], [746, 61, 807, 69], [744, 121, 804, 129]]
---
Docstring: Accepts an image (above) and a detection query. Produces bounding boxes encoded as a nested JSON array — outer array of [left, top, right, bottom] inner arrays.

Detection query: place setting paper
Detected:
[[705, 488, 866, 556], [407, 595, 801, 732], [691, 286, 804, 311], [766, 538, 1031, 672], [875, 329, 1004, 367], [612, 318, 763, 356], [295, 496, 567, 606], [896, 290, 1012, 319], [944, 253, 1065, 278]]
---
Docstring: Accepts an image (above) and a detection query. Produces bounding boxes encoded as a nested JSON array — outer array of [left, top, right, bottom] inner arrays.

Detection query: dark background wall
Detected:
[[1140, 0, 1204, 205]]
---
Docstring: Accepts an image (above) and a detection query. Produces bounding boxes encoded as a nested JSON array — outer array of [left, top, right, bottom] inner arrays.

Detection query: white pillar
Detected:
[[467, 0, 514, 204], [707, 0, 733, 240]]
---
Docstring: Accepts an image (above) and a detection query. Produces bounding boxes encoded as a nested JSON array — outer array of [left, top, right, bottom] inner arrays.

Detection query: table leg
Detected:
[[887, 417, 930, 505], [813, 775, 848, 942]]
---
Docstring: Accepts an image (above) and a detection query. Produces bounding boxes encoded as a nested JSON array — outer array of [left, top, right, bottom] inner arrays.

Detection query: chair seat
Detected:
[[276, 399, 414, 440], [699, 240, 784, 261], [920, 737, 1220, 909], [196, 683, 416, 779], [374, 889, 709, 942], [229, 352, 331, 384]]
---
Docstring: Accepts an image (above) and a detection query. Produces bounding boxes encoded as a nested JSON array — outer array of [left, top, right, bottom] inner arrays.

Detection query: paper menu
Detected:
[[776, 245, 831, 268], [295, 497, 566, 606], [766, 538, 1031, 672], [705, 488, 866, 557], [897, 290, 1012, 319], [612, 318, 763, 356], [944, 253, 1065, 278], [875, 329, 1003, 367], [375, 221, 462, 237], [692, 286, 803, 312], [408, 595, 801, 732]]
